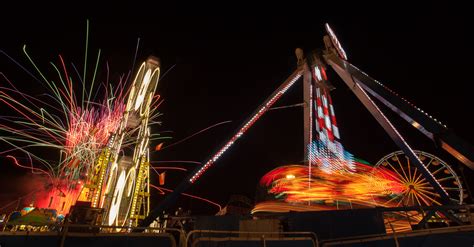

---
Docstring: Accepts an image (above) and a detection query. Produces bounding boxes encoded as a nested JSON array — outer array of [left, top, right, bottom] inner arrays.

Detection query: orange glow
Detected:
[[155, 143, 164, 151], [255, 162, 441, 233], [259, 163, 405, 208]]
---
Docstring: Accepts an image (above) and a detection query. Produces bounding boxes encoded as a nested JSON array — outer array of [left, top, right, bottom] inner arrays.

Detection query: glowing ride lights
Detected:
[[189, 72, 303, 183], [108, 170, 126, 225], [309, 68, 353, 173], [255, 22, 456, 213], [353, 81, 449, 197], [374, 151, 464, 206], [142, 24, 472, 227], [89, 57, 161, 227], [314, 66, 323, 81], [257, 164, 406, 208], [254, 152, 463, 231], [308, 140, 354, 174]]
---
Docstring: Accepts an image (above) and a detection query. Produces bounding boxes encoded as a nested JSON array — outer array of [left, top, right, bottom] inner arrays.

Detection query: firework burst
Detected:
[[0, 22, 165, 214]]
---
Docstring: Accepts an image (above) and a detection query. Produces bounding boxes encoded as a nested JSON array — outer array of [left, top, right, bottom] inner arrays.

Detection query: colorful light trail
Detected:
[[0, 28, 166, 217]]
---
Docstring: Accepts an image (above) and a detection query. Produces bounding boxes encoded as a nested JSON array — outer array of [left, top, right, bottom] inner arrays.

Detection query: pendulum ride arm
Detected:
[[139, 66, 305, 227], [323, 50, 452, 203], [337, 61, 474, 170]]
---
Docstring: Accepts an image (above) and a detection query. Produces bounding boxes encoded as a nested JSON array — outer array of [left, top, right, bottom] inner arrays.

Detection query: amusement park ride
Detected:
[[4, 24, 473, 233], [74, 57, 160, 227], [138, 23, 474, 228]]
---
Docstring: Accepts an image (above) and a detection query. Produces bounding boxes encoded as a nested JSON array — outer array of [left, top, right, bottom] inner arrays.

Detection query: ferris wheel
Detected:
[[375, 150, 464, 207], [93, 56, 160, 227]]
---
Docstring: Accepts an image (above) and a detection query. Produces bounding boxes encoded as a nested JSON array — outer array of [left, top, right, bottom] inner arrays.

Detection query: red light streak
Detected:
[[150, 184, 222, 211]]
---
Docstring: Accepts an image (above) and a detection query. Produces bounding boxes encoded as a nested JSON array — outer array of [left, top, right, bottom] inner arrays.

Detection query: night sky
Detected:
[[1, 3, 474, 214]]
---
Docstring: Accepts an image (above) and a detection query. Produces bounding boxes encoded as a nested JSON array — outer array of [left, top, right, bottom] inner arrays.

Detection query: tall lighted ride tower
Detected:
[[78, 57, 160, 227]]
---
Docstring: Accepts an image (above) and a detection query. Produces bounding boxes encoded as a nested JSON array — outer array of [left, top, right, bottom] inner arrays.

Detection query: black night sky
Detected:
[[1, 3, 474, 214]]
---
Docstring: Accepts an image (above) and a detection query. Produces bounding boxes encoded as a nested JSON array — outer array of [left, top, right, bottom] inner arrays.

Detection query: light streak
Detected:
[[151, 167, 187, 171], [108, 170, 126, 225], [258, 163, 404, 208], [150, 184, 222, 211], [190, 71, 303, 183], [162, 120, 232, 150], [1, 39, 165, 216]]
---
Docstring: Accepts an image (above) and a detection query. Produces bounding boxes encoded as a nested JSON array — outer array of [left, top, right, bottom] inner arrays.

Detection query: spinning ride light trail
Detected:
[[255, 163, 405, 209]]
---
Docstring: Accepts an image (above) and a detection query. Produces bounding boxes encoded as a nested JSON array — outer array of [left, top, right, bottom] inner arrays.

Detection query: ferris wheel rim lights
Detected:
[[134, 69, 153, 111]]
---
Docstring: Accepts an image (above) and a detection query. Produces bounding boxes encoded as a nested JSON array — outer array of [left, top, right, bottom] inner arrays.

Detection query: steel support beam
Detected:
[[324, 52, 452, 204]]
